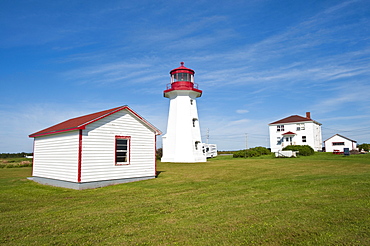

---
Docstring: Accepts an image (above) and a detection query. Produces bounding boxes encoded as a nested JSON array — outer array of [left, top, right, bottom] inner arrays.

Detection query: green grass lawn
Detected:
[[1, 153, 369, 245]]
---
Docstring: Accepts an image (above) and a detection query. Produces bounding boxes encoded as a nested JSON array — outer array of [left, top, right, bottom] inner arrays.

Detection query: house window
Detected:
[[277, 137, 281, 144], [115, 136, 130, 165], [302, 136, 307, 142], [297, 123, 305, 131], [190, 99, 193, 105], [332, 142, 345, 146], [277, 125, 284, 132]]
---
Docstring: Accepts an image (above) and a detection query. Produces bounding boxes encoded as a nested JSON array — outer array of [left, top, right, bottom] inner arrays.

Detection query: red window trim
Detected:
[[115, 136, 131, 166]]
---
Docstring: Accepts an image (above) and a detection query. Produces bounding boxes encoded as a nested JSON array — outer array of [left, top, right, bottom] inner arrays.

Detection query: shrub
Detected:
[[283, 145, 314, 156], [358, 143, 370, 152], [245, 149, 259, 157], [156, 148, 163, 160], [233, 150, 246, 158], [233, 146, 271, 158], [253, 146, 271, 155]]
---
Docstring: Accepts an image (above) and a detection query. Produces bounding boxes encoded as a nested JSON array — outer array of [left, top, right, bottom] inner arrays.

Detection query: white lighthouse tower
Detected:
[[161, 62, 206, 163]]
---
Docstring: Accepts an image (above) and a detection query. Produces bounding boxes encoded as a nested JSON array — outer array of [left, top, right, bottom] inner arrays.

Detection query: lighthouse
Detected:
[[161, 62, 207, 163]]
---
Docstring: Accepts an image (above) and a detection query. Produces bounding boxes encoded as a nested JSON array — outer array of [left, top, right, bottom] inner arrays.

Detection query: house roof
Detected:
[[29, 105, 162, 138], [282, 131, 296, 135], [324, 134, 356, 143], [269, 115, 321, 125]]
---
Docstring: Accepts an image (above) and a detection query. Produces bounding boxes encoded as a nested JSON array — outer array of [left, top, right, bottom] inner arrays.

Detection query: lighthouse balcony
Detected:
[[164, 81, 202, 97], [166, 81, 199, 90]]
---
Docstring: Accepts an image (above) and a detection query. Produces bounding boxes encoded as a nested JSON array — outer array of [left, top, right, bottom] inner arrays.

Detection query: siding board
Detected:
[[33, 131, 79, 182], [81, 110, 156, 182]]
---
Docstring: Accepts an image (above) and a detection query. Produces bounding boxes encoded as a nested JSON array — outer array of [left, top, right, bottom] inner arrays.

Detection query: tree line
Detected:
[[0, 152, 33, 158]]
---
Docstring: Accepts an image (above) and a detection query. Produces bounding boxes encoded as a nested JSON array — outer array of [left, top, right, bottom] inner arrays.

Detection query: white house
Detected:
[[269, 112, 322, 152], [28, 105, 162, 190], [324, 134, 357, 153]]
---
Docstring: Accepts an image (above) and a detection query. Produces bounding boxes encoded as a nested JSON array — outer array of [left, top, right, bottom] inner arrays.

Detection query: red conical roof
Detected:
[[170, 62, 195, 75]]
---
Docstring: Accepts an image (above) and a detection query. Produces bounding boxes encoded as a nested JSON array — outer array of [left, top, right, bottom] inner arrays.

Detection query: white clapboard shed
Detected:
[[324, 134, 357, 153], [28, 105, 161, 190]]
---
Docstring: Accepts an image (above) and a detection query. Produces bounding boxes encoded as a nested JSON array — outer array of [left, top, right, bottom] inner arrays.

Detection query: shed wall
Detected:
[[33, 131, 79, 182], [325, 135, 356, 152], [81, 110, 156, 182]]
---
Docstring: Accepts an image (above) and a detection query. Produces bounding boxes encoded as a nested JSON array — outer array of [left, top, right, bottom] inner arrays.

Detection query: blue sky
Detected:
[[1, 0, 370, 152]]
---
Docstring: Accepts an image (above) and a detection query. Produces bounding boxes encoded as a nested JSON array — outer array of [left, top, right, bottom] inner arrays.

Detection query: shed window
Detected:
[[115, 136, 130, 165], [332, 142, 344, 146]]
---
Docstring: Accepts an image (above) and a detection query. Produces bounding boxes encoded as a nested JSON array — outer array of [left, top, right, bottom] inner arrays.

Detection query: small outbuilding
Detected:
[[324, 134, 357, 153], [29, 105, 161, 190]]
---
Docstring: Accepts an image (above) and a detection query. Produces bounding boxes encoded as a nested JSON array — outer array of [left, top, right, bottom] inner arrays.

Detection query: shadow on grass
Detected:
[[156, 170, 165, 178]]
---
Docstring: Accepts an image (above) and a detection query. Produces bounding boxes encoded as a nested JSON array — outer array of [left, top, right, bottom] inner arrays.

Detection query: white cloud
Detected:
[[236, 109, 249, 114]]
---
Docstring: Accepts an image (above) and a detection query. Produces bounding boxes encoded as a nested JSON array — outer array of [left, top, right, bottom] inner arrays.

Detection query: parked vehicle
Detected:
[[204, 144, 217, 158]]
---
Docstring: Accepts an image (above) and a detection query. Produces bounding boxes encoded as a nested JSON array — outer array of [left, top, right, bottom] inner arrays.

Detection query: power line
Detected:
[[322, 126, 370, 133]]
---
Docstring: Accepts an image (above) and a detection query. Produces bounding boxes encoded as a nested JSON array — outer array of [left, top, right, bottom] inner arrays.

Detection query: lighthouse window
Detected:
[[192, 118, 198, 127], [174, 73, 190, 82], [195, 141, 201, 150], [115, 136, 130, 165]]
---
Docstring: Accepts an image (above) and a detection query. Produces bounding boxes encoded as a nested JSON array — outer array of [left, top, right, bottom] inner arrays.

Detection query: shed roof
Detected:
[[324, 134, 356, 143], [269, 115, 321, 125], [29, 105, 162, 138]]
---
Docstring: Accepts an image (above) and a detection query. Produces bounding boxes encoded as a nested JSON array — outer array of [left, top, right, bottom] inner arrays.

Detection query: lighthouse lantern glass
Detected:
[[174, 73, 192, 82]]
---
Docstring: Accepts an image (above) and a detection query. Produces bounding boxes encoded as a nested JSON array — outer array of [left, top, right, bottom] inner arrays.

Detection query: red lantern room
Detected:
[[164, 62, 202, 98], [170, 62, 195, 83]]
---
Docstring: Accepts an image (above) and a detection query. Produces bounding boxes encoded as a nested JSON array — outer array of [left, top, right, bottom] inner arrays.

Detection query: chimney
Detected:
[[306, 112, 311, 119]]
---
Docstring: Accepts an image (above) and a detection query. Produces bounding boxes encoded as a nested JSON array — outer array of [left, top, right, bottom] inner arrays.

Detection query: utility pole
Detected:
[[245, 133, 248, 150], [245, 133, 248, 158], [206, 128, 209, 144]]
